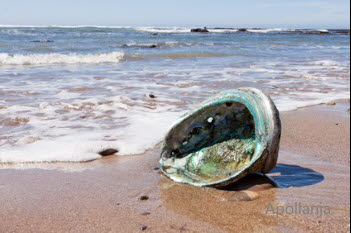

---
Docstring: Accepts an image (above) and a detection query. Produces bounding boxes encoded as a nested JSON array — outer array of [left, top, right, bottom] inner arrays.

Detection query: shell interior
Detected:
[[161, 101, 256, 184]]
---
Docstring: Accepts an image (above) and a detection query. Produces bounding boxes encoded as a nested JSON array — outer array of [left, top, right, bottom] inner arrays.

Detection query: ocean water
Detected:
[[0, 26, 350, 163]]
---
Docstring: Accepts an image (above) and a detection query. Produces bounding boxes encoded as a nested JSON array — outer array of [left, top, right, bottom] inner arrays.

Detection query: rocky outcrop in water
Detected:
[[191, 28, 209, 33], [122, 44, 158, 48], [329, 29, 350, 35], [32, 39, 54, 43]]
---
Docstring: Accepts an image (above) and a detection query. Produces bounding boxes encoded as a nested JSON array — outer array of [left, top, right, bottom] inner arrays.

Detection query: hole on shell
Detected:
[[207, 117, 214, 123], [164, 101, 256, 183]]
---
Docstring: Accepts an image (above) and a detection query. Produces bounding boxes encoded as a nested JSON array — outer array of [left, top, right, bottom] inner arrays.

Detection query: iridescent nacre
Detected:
[[160, 88, 281, 187]]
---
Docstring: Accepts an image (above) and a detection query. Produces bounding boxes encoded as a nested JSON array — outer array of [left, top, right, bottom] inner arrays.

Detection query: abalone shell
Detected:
[[159, 88, 281, 187]]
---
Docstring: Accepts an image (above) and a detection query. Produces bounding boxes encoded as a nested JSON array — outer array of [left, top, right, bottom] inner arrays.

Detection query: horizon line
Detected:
[[0, 24, 350, 30]]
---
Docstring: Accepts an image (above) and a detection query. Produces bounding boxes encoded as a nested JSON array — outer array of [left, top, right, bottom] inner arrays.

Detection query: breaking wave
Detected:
[[0, 25, 349, 34], [0, 51, 125, 66], [0, 50, 227, 66], [135, 27, 191, 33], [134, 27, 350, 34]]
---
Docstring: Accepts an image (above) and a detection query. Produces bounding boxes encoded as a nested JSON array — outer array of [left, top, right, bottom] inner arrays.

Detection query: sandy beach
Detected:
[[1, 0, 350, 231], [0, 100, 349, 233]]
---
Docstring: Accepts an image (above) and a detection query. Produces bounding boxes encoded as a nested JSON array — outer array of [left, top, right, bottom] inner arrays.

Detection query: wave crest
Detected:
[[0, 51, 125, 66]]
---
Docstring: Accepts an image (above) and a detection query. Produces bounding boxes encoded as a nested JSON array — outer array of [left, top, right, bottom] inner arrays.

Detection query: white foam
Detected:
[[0, 108, 184, 163], [135, 27, 191, 33], [312, 60, 343, 66], [208, 29, 239, 33], [247, 28, 288, 33], [2, 88, 349, 164], [274, 91, 351, 112], [0, 51, 125, 66], [114, 110, 184, 155], [0, 24, 134, 29], [0, 134, 102, 163]]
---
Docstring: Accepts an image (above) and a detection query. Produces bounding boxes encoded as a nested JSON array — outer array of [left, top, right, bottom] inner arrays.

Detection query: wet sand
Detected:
[[0, 101, 350, 233]]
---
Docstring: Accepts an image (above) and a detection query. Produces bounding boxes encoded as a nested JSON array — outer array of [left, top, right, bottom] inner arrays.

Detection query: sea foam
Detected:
[[0, 109, 183, 163]]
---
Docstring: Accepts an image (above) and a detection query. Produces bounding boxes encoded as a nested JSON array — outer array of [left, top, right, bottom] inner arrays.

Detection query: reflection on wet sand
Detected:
[[159, 174, 280, 233]]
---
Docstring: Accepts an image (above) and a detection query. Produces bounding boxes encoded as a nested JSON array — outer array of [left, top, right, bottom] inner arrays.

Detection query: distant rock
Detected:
[[122, 43, 158, 48], [319, 31, 330, 35], [238, 28, 248, 32], [191, 28, 209, 33], [329, 29, 350, 35], [32, 39, 54, 43]]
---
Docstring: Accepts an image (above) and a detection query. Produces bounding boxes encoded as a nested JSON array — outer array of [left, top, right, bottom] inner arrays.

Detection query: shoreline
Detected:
[[0, 100, 349, 232], [280, 98, 350, 112], [0, 98, 349, 166]]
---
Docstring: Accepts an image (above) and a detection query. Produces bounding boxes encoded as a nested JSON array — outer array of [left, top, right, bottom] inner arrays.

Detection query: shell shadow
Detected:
[[219, 163, 324, 191], [267, 164, 325, 188]]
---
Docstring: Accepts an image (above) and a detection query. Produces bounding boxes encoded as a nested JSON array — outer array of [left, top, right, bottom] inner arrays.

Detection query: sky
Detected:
[[0, 0, 350, 28]]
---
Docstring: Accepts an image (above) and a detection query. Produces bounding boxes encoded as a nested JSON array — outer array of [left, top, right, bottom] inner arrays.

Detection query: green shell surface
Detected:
[[159, 88, 281, 187]]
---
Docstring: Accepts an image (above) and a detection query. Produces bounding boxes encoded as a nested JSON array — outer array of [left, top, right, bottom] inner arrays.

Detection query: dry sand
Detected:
[[0, 101, 349, 233]]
